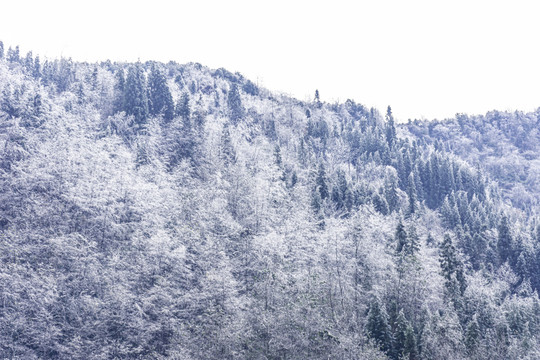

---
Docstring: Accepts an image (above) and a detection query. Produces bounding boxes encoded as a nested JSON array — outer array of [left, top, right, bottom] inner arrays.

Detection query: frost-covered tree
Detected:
[[315, 162, 329, 200], [124, 62, 149, 127], [497, 215, 513, 264], [227, 82, 244, 123], [385, 106, 396, 147], [176, 91, 191, 124], [148, 64, 174, 122], [0, 42, 539, 360], [367, 298, 392, 354]]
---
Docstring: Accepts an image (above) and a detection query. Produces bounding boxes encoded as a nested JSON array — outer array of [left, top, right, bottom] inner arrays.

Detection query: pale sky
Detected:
[[1, 0, 540, 121]]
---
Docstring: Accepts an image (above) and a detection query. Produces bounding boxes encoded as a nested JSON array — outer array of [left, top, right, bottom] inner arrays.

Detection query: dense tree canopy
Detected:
[[0, 42, 539, 359]]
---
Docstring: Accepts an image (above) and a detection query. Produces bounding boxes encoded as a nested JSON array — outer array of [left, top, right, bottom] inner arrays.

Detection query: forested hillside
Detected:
[[405, 112, 540, 212], [1, 42, 540, 360]]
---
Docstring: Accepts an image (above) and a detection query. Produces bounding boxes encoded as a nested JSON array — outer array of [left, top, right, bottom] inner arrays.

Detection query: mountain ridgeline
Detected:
[[1, 42, 540, 359]]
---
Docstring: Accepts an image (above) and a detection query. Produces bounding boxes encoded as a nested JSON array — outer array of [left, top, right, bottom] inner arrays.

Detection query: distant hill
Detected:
[[405, 110, 540, 212]]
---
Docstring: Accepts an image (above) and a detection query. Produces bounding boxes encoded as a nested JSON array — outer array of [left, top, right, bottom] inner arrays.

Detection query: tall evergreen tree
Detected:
[[33, 55, 41, 78], [124, 63, 149, 127], [403, 324, 418, 360], [7, 45, 20, 63], [148, 64, 174, 122], [373, 192, 389, 215], [465, 314, 480, 355], [367, 298, 392, 354], [428, 155, 440, 208], [24, 51, 33, 73], [406, 225, 420, 257], [220, 124, 236, 166], [227, 82, 244, 123], [335, 170, 352, 212], [385, 106, 396, 147], [0, 41, 3, 59], [497, 215, 513, 264], [407, 172, 417, 215], [176, 92, 191, 125], [316, 162, 329, 200], [439, 234, 466, 306], [113, 69, 126, 113], [314, 89, 322, 109], [393, 309, 416, 360], [395, 220, 408, 254], [384, 168, 399, 212]]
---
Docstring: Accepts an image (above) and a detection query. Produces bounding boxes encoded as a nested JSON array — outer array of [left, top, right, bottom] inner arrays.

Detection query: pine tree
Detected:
[[373, 192, 389, 215], [384, 168, 399, 212], [394, 309, 411, 359], [439, 234, 466, 306], [176, 92, 191, 125], [24, 52, 33, 74], [316, 162, 329, 200], [113, 69, 125, 113], [407, 172, 417, 215], [7, 45, 20, 63], [0, 41, 4, 59], [497, 215, 513, 264], [331, 186, 341, 207], [404, 324, 418, 360], [135, 142, 150, 167], [470, 232, 487, 269], [395, 220, 408, 254], [220, 124, 236, 166], [265, 117, 277, 140], [465, 314, 480, 355], [385, 106, 396, 147], [406, 225, 420, 257], [314, 89, 322, 109], [336, 170, 352, 212], [311, 188, 322, 214], [124, 63, 149, 128], [33, 55, 41, 78], [148, 64, 174, 122], [367, 298, 392, 354], [91, 66, 99, 90], [441, 195, 460, 228], [440, 234, 457, 281], [428, 155, 440, 208], [227, 83, 244, 123]]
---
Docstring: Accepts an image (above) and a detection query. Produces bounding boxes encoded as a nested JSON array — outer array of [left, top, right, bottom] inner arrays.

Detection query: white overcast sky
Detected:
[[1, 0, 540, 121]]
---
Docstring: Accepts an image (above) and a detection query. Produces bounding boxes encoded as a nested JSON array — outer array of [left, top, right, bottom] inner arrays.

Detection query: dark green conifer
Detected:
[[407, 172, 417, 215], [385, 106, 396, 147], [148, 64, 174, 122], [33, 55, 41, 78], [227, 83, 244, 123], [367, 298, 392, 354], [395, 220, 408, 254], [465, 315, 480, 355], [316, 162, 329, 200], [124, 63, 149, 127], [176, 92, 191, 125], [497, 215, 513, 264]]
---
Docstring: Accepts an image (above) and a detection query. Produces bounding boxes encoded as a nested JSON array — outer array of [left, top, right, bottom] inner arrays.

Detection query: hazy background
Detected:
[[2, 0, 540, 121]]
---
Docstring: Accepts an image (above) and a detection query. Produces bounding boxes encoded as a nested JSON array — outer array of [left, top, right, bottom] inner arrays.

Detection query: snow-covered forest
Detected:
[[1, 42, 540, 359]]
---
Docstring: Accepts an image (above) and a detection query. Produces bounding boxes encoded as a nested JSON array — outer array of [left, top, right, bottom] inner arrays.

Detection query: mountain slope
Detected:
[[0, 44, 539, 360]]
